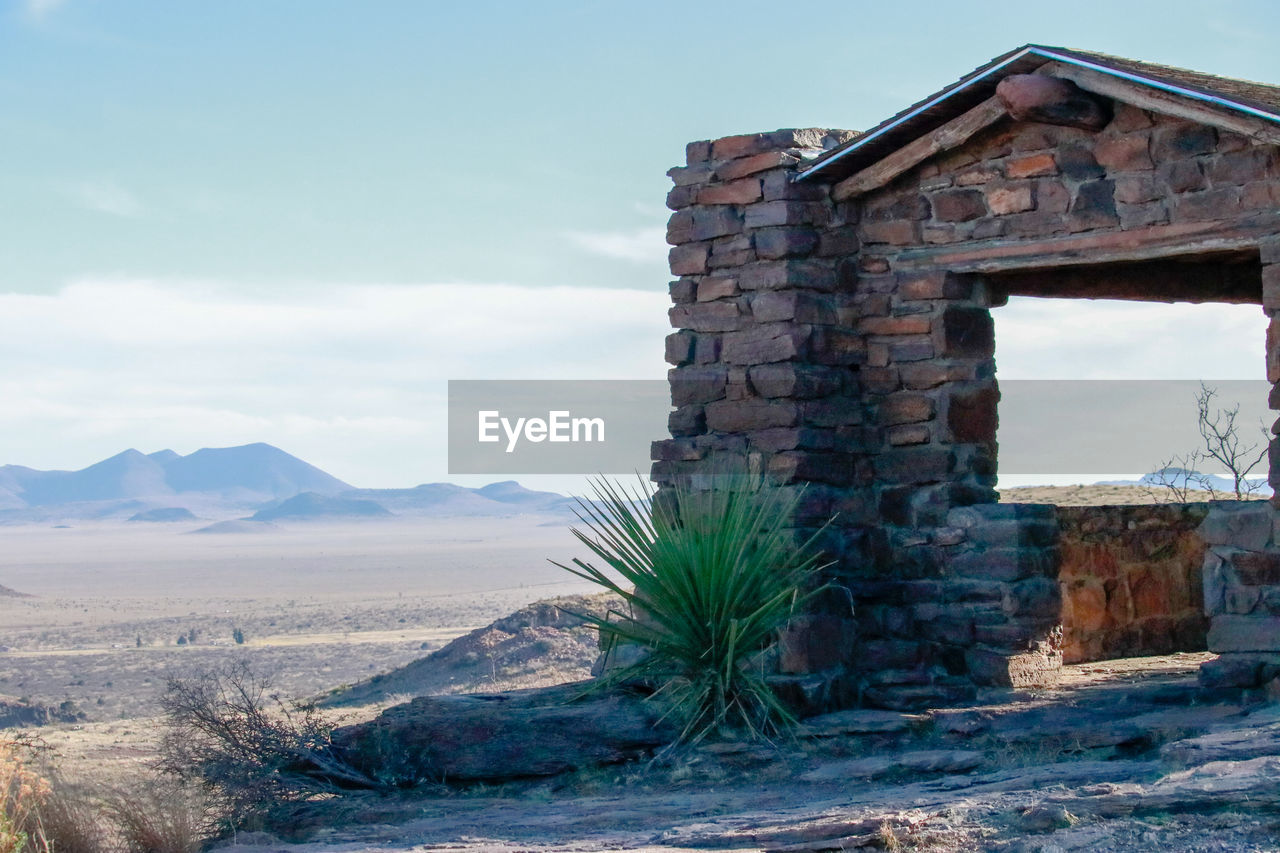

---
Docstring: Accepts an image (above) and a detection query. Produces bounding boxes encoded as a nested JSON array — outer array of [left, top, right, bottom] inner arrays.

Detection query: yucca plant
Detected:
[[551, 474, 833, 745]]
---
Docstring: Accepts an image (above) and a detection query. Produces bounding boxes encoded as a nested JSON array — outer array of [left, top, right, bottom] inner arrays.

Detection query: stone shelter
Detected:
[[655, 45, 1280, 710]]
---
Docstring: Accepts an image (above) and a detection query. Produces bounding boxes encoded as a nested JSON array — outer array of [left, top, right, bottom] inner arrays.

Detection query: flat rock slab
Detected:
[[798, 709, 928, 737], [1161, 720, 1280, 765], [799, 749, 984, 783], [332, 684, 673, 784]]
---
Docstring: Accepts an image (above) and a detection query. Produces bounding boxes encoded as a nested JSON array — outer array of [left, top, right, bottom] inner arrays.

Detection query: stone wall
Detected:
[[1199, 501, 1280, 690], [1058, 504, 1208, 664], [660, 78, 1280, 706]]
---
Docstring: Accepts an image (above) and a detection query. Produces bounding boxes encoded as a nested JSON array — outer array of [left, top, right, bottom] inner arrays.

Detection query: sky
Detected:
[[2, 0, 1279, 490]]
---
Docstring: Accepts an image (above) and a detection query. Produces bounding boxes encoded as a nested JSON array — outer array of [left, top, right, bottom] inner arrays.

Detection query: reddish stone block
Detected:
[[873, 447, 954, 484], [1118, 201, 1171, 229], [696, 178, 763, 206], [685, 139, 712, 164], [1007, 153, 1058, 179], [938, 306, 995, 358], [1174, 188, 1241, 222], [1233, 551, 1280, 586], [932, 189, 988, 222], [1109, 103, 1154, 133], [668, 301, 742, 332], [1057, 144, 1105, 180], [1263, 265, 1280, 312], [809, 328, 868, 366], [899, 271, 973, 301], [669, 279, 696, 303], [922, 225, 957, 244], [890, 340, 936, 362], [879, 392, 936, 426], [1095, 133, 1154, 171], [1208, 148, 1276, 186], [696, 276, 738, 302], [1033, 179, 1071, 213], [755, 227, 820, 260], [899, 363, 952, 390], [668, 163, 715, 187], [986, 184, 1035, 215], [1161, 159, 1208, 193], [746, 200, 828, 229], [721, 326, 807, 365], [973, 218, 1007, 239], [861, 367, 900, 395], [947, 384, 999, 444], [864, 191, 931, 221], [862, 220, 919, 245], [1068, 180, 1119, 230], [669, 243, 709, 276], [1114, 175, 1161, 204], [669, 366, 728, 406], [1153, 122, 1217, 160], [667, 404, 705, 437], [716, 150, 799, 182], [666, 184, 697, 210], [860, 315, 932, 336], [665, 331, 694, 366], [888, 424, 931, 446], [690, 206, 744, 241], [749, 363, 843, 399], [955, 166, 1000, 186], [704, 398, 799, 432]]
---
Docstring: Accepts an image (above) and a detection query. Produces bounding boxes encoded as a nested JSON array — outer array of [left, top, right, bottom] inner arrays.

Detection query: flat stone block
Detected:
[[1208, 615, 1280, 653]]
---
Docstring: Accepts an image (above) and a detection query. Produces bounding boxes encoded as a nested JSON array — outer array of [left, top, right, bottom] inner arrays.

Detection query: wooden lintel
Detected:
[[895, 216, 1280, 274], [832, 97, 1008, 202], [989, 260, 1262, 305], [1039, 61, 1280, 147]]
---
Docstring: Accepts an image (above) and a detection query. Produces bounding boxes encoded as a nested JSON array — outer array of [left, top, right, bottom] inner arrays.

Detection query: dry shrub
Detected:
[[1, 737, 209, 853], [101, 780, 205, 853], [0, 739, 51, 853], [159, 662, 382, 828], [0, 739, 103, 853]]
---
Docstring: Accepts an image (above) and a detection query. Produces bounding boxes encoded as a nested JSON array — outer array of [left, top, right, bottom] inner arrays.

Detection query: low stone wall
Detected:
[[1057, 504, 1209, 664]]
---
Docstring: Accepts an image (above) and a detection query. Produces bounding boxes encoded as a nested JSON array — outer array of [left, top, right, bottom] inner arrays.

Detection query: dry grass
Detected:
[[1, 737, 210, 853]]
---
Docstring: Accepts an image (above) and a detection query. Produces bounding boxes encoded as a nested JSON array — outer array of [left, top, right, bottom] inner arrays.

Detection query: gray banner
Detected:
[[448, 379, 1274, 479]]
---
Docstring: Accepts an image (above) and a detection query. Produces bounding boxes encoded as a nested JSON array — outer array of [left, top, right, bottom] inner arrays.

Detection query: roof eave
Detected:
[[798, 45, 1280, 184]]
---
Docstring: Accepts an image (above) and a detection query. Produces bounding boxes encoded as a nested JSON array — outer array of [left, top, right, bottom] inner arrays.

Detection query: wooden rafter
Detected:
[[832, 97, 1008, 201]]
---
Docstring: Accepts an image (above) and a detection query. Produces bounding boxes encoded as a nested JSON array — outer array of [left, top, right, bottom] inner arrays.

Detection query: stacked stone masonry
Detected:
[[1200, 501, 1280, 691], [1058, 504, 1209, 664], [658, 72, 1280, 708]]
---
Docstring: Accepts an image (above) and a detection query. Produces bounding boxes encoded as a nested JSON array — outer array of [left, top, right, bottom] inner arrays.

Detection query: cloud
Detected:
[[0, 279, 670, 486], [24, 0, 67, 19], [67, 179, 143, 217], [565, 226, 667, 263], [993, 297, 1267, 379]]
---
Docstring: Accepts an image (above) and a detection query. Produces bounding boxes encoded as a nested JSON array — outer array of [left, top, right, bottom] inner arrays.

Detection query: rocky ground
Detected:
[[195, 653, 1280, 853]]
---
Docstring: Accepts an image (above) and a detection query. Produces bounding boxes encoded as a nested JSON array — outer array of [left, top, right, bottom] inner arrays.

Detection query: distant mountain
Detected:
[[128, 507, 198, 523], [1097, 468, 1272, 496], [342, 480, 576, 517], [250, 492, 392, 522], [0, 444, 579, 524], [0, 443, 351, 522]]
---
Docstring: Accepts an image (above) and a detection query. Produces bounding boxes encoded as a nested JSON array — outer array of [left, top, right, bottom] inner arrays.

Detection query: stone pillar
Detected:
[[1199, 501, 1280, 692], [654, 128, 863, 713]]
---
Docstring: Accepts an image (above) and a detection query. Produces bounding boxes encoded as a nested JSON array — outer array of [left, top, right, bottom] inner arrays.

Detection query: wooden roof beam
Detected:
[[832, 96, 1008, 201]]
